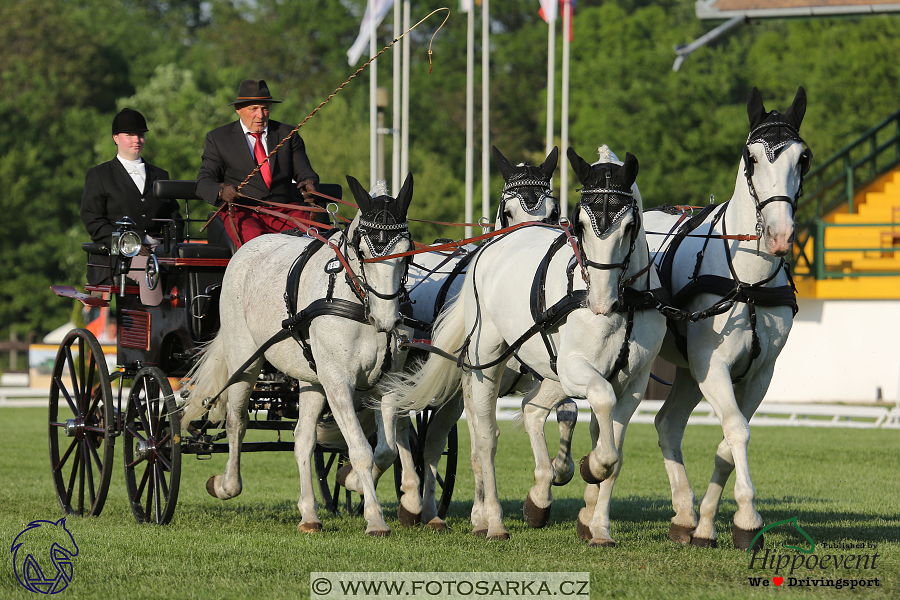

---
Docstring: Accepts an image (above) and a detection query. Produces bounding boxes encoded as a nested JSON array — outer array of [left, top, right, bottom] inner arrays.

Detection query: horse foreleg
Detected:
[[393, 413, 423, 526], [521, 380, 566, 528], [583, 376, 645, 548], [696, 363, 772, 550], [552, 398, 578, 486], [562, 356, 618, 485], [324, 381, 389, 537], [470, 362, 508, 540], [294, 385, 327, 533], [654, 366, 703, 544], [208, 374, 257, 500], [420, 394, 463, 530], [463, 374, 487, 536]]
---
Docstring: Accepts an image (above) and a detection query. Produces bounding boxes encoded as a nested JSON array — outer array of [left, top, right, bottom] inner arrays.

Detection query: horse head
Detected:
[[492, 145, 560, 228], [567, 146, 640, 316], [741, 86, 812, 257], [346, 174, 415, 333]]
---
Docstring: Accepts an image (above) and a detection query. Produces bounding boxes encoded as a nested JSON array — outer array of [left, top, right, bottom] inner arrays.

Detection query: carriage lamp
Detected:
[[111, 217, 142, 258]]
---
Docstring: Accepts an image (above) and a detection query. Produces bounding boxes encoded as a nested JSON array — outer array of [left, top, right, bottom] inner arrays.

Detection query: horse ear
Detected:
[[747, 86, 766, 130], [396, 173, 414, 217], [566, 147, 593, 185], [346, 175, 371, 213], [539, 146, 559, 179], [492, 145, 517, 181], [618, 152, 640, 189], [784, 86, 807, 130]]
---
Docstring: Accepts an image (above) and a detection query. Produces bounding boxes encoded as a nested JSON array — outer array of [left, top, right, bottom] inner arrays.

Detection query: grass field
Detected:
[[1, 406, 898, 599]]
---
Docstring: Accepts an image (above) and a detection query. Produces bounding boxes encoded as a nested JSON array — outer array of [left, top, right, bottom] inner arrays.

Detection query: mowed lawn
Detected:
[[1, 406, 898, 599]]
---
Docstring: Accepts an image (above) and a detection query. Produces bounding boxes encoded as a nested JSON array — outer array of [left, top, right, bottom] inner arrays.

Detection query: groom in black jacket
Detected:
[[81, 108, 182, 286]]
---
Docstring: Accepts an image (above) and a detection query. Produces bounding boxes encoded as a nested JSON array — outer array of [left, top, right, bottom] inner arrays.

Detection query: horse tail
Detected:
[[180, 333, 230, 426], [387, 298, 467, 413]]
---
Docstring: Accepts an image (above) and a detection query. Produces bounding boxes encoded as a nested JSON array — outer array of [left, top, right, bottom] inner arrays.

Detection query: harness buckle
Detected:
[[479, 216, 491, 234]]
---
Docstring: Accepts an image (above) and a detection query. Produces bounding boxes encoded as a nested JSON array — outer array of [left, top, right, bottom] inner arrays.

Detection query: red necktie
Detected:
[[251, 132, 272, 188]]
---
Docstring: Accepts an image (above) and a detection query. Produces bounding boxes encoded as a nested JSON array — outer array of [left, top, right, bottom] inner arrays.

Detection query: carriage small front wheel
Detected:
[[123, 367, 182, 525], [48, 328, 116, 517]]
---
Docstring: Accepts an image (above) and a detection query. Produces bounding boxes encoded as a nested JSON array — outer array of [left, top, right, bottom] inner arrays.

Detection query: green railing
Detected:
[[794, 222, 900, 280], [797, 109, 900, 220], [793, 110, 900, 280]]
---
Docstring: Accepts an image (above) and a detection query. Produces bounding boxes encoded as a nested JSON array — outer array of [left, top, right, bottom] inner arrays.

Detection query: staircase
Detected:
[[792, 110, 900, 299]]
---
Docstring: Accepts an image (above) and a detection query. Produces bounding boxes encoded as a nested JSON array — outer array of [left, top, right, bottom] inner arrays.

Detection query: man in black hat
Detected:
[[196, 79, 320, 248], [81, 108, 182, 287]]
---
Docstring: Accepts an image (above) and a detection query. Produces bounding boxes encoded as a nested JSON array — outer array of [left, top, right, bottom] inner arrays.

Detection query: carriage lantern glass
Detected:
[[111, 217, 142, 258]]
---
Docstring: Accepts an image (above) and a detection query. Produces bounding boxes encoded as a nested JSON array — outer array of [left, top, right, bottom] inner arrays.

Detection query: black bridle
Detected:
[[348, 219, 413, 307], [742, 121, 813, 247], [497, 179, 558, 228]]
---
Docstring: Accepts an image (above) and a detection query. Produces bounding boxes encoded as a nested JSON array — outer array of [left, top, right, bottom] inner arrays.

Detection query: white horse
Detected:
[[334, 146, 574, 531], [644, 86, 811, 550], [181, 174, 416, 536], [389, 148, 666, 545]]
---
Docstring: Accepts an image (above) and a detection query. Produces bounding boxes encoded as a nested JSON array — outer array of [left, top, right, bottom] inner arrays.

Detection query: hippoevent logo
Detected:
[[10, 518, 79, 594], [746, 517, 880, 590]]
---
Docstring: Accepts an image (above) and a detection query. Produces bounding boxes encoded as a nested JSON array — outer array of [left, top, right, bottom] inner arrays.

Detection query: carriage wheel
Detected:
[[393, 408, 458, 520], [48, 329, 115, 517], [123, 367, 181, 525]]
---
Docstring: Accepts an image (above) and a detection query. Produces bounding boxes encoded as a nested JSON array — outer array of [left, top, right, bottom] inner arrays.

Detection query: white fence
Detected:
[[5, 387, 900, 429]]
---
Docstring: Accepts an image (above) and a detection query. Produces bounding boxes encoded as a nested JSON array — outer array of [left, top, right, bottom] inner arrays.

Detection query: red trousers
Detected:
[[219, 205, 316, 247]]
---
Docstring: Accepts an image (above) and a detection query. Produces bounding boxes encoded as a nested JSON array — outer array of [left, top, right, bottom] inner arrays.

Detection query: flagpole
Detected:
[[392, 0, 401, 195], [369, 0, 377, 188], [561, 0, 571, 218], [401, 1, 410, 188], [465, 4, 475, 239], [545, 10, 556, 166], [481, 0, 490, 223]]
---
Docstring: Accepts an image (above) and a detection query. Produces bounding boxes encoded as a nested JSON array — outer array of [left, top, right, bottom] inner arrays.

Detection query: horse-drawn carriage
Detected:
[[48, 179, 457, 526]]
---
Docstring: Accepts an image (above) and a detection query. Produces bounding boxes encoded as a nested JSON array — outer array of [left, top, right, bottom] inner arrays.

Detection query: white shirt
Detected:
[[116, 155, 146, 192], [240, 122, 269, 157]]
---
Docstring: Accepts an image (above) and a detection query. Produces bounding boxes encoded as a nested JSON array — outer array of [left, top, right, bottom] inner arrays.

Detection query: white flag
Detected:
[[539, 0, 557, 22], [460, 0, 475, 12], [348, 0, 395, 66]]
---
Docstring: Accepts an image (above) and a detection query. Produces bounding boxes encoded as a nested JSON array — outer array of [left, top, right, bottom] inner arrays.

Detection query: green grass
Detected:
[[1, 406, 898, 599]]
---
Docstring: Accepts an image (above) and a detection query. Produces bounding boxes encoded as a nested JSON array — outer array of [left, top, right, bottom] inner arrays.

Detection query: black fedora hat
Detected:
[[112, 108, 148, 135], [229, 79, 281, 106]]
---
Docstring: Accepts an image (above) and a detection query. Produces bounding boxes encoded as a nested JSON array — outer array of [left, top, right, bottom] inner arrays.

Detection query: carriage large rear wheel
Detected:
[[123, 367, 181, 525], [48, 329, 115, 517], [394, 408, 458, 520]]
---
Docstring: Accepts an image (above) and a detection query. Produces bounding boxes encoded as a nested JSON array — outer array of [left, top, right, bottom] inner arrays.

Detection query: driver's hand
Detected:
[[219, 183, 239, 204], [297, 179, 317, 203]]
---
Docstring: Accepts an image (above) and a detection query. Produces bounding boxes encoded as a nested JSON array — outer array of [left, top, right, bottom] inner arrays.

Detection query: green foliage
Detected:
[[4, 0, 900, 340]]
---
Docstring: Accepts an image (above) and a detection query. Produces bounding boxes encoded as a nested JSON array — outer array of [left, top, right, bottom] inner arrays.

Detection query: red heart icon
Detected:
[[773, 577, 784, 586]]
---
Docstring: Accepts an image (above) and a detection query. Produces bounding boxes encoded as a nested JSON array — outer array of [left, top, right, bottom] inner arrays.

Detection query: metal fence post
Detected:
[[815, 219, 826, 281]]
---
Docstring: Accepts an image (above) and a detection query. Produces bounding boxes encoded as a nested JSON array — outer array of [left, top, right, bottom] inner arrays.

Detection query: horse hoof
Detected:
[[398, 504, 421, 527], [487, 531, 510, 541], [669, 523, 694, 545], [579, 456, 605, 485], [733, 526, 764, 551], [576, 516, 591, 542], [336, 463, 353, 487], [523, 493, 551, 528], [472, 528, 488, 537], [298, 522, 322, 534], [206, 476, 218, 498], [690, 537, 717, 548], [427, 518, 450, 532], [366, 529, 391, 537], [589, 538, 616, 548]]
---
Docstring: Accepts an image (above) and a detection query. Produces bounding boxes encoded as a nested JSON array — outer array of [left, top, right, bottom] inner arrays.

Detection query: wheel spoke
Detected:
[[55, 438, 78, 473], [54, 375, 79, 416], [153, 464, 163, 523], [64, 442, 81, 507], [134, 460, 151, 504], [125, 426, 147, 443], [135, 383, 152, 437], [85, 434, 104, 477], [64, 346, 82, 411], [83, 442, 96, 507], [156, 462, 170, 498], [155, 450, 172, 472], [144, 465, 154, 520], [78, 443, 86, 514]]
